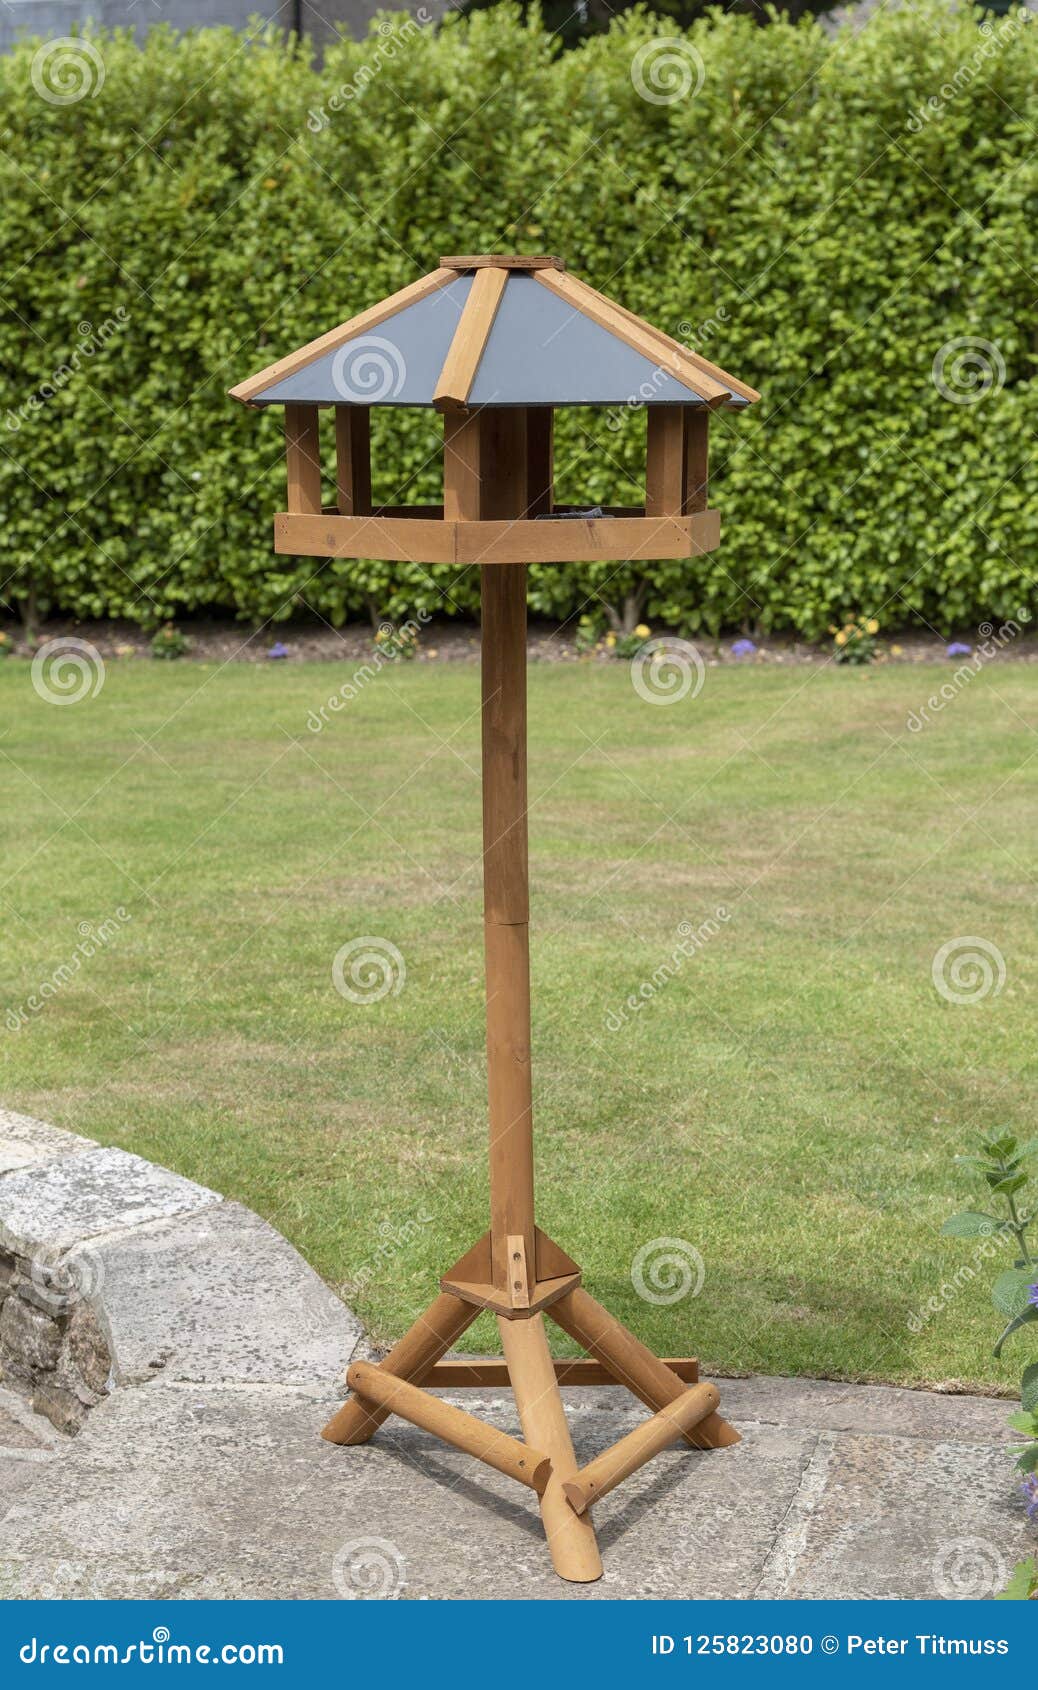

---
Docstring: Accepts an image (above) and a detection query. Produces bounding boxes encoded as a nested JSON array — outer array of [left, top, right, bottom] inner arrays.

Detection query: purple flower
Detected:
[[1021, 1474, 1038, 1519], [731, 638, 757, 657], [946, 641, 972, 657], [1029, 1282, 1038, 1308], [267, 642, 289, 660]]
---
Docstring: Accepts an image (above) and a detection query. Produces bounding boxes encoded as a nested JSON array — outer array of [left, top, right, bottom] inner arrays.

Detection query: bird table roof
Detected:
[[228, 256, 760, 413]]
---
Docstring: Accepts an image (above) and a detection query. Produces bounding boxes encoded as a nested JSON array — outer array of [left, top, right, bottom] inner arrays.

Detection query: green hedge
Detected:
[[1, 5, 1036, 636]]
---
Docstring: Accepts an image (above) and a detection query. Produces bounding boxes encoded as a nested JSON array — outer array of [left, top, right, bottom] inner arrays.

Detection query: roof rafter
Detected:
[[434, 266, 508, 412], [567, 275, 761, 405], [533, 268, 729, 406]]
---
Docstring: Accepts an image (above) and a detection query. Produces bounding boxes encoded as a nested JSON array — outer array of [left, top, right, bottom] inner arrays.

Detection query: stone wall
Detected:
[[0, 1108, 365, 1436], [0, 1245, 110, 1434]]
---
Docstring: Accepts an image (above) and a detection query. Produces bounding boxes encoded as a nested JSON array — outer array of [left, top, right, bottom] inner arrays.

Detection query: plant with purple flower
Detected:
[[731, 638, 757, 658], [946, 640, 972, 658], [268, 641, 290, 660]]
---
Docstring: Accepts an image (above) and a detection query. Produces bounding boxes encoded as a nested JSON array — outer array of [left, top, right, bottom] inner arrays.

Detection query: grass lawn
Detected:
[[1, 651, 1035, 1391]]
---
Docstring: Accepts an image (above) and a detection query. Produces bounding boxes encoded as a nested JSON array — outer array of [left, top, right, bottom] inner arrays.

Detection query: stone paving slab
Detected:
[[0, 1111, 96, 1176], [0, 1375, 1030, 1601], [0, 1385, 57, 1450], [755, 1431, 1031, 1601], [718, 1373, 1015, 1445], [95, 1202, 364, 1389], [0, 1146, 221, 1256], [0, 1383, 815, 1600]]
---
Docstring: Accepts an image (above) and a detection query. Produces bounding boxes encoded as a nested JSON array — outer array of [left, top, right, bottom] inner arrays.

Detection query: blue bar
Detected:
[[2, 1600, 1031, 1686]]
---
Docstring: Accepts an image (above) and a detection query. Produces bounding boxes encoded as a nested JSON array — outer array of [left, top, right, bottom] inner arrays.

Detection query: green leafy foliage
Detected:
[[1, 6, 1037, 634], [997, 1556, 1037, 1600]]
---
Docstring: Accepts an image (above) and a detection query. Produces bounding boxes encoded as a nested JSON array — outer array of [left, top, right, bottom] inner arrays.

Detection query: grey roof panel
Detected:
[[250, 270, 744, 407], [253, 275, 473, 406], [468, 273, 712, 406]]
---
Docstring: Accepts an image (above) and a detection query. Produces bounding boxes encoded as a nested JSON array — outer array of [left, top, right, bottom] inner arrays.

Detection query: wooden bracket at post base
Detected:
[[440, 1227, 581, 1319]]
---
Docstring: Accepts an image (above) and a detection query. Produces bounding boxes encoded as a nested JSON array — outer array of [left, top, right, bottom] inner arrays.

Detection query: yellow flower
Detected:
[[890, 643, 903, 656], [604, 632, 617, 648], [262, 178, 279, 190], [866, 618, 879, 634], [634, 623, 651, 638], [835, 630, 848, 646]]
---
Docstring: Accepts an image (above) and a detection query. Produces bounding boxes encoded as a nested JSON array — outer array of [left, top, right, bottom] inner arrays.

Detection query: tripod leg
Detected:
[[321, 1291, 478, 1446], [498, 1313, 602, 1583], [550, 1286, 740, 1450]]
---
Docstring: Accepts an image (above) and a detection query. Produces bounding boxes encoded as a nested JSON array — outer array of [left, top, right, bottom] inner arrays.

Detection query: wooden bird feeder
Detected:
[[230, 253, 760, 1584]]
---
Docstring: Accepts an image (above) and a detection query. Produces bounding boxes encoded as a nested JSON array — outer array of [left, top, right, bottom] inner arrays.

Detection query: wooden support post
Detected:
[[526, 408, 554, 517], [550, 1286, 740, 1450], [498, 1314, 603, 1583], [346, 1361, 551, 1494], [284, 403, 322, 514], [335, 407, 371, 515], [562, 1381, 720, 1515], [477, 407, 536, 1297], [683, 408, 709, 514], [320, 1291, 478, 1445], [443, 410, 482, 522], [645, 407, 685, 518]]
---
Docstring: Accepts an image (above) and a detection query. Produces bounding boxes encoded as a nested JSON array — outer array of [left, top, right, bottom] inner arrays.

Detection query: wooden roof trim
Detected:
[[533, 268, 728, 406], [440, 254, 565, 271], [434, 266, 508, 413], [228, 267, 457, 407], [567, 275, 761, 405]]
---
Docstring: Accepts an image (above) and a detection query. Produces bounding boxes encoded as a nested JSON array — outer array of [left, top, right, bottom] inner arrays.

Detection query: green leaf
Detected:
[[993, 1268, 1037, 1318], [1006, 1411, 1037, 1434], [942, 1211, 1000, 1239], [989, 1174, 1028, 1197], [1016, 1138, 1038, 1163], [1014, 1443, 1038, 1474], [994, 1304, 1038, 1357], [983, 1136, 1019, 1160], [995, 1557, 1037, 1601], [1021, 1363, 1038, 1414]]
